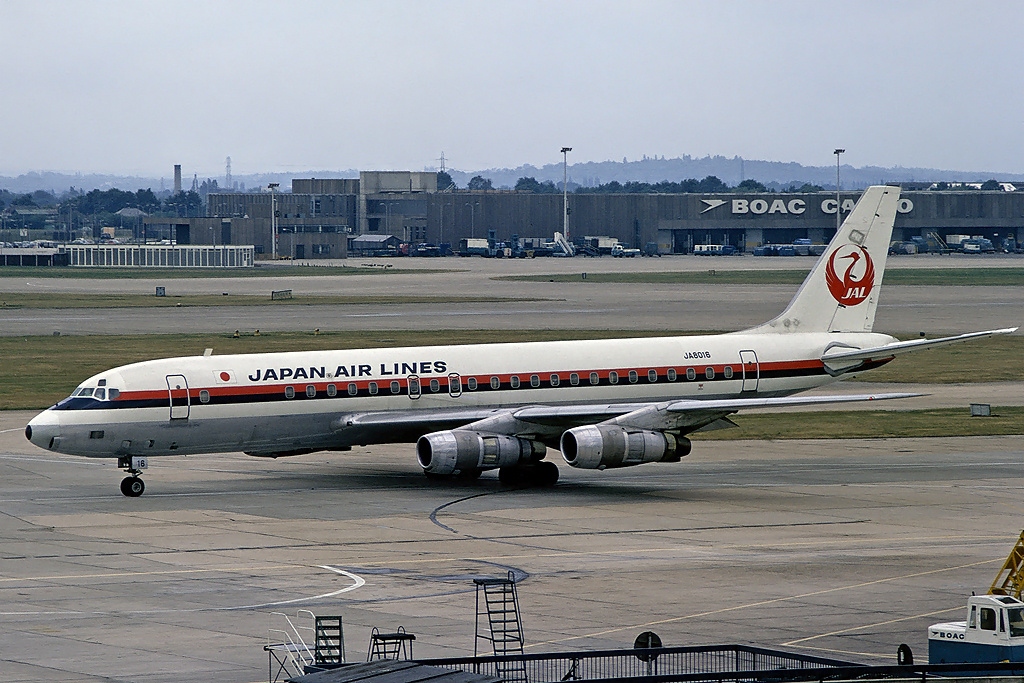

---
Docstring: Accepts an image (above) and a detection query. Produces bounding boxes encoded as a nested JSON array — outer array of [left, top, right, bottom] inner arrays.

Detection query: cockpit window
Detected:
[[77, 388, 94, 397], [94, 388, 106, 400], [108, 388, 120, 400]]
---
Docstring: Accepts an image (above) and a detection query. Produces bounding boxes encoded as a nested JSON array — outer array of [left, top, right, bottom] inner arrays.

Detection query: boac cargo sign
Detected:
[[701, 196, 913, 216]]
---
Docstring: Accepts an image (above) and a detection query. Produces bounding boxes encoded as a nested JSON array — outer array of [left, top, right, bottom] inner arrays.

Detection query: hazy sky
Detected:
[[1, 0, 1022, 178]]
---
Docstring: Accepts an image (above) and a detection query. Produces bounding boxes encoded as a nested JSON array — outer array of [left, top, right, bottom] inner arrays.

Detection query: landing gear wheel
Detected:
[[534, 461, 559, 487], [498, 466, 524, 487], [120, 476, 145, 497]]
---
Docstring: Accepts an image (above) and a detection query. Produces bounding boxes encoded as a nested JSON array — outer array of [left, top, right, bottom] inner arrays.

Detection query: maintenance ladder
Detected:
[[475, 572, 527, 683], [367, 626, 416, 661]]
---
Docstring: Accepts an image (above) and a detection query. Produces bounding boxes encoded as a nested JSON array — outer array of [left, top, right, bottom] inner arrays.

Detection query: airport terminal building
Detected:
[[146, 172, 1024, 258]]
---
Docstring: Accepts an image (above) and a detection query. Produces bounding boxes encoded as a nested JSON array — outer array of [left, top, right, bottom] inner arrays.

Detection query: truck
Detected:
[[611, 244, 640, 258], [929, 594, 1024, 666]]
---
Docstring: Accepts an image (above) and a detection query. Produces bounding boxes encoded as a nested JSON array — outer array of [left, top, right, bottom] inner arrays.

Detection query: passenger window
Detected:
[[408, 377, 421, 398], [589, 372, 599, 385], [390, 380, 401, 394], [347, 383, 357, 396], [467, 377, 478, 390], [327, 384, 337, 397], [686, 368, 696, 381], [724, 366, 734, 379], [549, 374, 560, 387], [667, 369, 677, 381], [647, 369, 657, 382], [570, 373, 579, 386], [530, 374, 540, 388], [307, 385, 317, 397], [705, 367, 715, 380], [981, 608, 997, 630], [510, 376, 520, 389], [108, 388, 120, 400], [628, 370, 638, 384], [285, 386, 295, 399], [448, 374, 461, 396], [199, 390, 210, 403], [368, 382, 378, 395], [490, 377, 500, 389], [95, 388, 106, 400], [429, 378, 440, 392], [608, 371, 618, 384]]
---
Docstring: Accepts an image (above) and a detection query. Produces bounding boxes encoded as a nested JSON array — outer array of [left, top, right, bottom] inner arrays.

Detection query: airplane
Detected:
[[25, 185, 1016, 496]]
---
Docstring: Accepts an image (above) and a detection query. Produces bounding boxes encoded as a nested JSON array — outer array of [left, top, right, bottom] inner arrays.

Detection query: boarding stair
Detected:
[[475, 572, 528, 683], [367, 625, 416, 661], [990, 530, 1024, 599], [265, 611, 345, 682]]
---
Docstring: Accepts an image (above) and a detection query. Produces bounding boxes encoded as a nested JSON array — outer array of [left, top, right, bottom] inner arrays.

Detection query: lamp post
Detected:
[[561, 146, 572, 242], [268, 183, 280, 259], [833, 149, 845, 233], [464, 201, 479, 238]]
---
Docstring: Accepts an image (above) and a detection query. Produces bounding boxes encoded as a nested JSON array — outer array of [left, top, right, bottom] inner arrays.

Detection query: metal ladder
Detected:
[[475, 572, 527, 683], [990, 530, 1024, 598], [315, 615, 345, 667], [367, 626, 416, 661]]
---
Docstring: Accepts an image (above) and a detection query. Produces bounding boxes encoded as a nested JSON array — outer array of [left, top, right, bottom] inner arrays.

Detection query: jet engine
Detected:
[[417, 430, 546, 475], [560, 425, 690, 469]]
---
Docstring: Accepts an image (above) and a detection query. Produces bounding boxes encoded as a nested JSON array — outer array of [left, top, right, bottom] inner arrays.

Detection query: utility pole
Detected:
[[834, 149, 845, 233], [561, 147, 572, 242]]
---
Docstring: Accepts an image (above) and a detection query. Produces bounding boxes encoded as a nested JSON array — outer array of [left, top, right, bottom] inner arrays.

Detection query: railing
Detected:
[[418, 645, 855, 683]]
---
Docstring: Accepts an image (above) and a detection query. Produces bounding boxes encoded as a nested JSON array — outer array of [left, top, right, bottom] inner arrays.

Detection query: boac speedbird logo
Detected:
[[825, 244, 875, 306]]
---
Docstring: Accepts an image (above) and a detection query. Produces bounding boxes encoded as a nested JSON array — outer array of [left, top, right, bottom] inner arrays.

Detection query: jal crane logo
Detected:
[[825, 244, 875, 306]]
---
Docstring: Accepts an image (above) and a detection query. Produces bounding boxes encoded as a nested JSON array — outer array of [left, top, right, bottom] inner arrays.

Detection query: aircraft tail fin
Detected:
[[746, 185, 901, 334]]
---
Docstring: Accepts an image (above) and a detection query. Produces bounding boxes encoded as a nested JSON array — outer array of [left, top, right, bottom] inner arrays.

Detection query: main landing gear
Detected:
[[117, 456, 148, 497], [498, 461, 559, 488]]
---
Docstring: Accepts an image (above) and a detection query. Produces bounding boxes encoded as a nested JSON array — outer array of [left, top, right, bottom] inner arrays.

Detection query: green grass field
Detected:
[[499, 267, 1024, 286], [0, 293, 532, 309]]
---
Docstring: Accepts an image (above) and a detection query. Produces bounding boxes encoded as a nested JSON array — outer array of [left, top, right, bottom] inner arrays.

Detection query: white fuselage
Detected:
[[26, 331, 895, 459]]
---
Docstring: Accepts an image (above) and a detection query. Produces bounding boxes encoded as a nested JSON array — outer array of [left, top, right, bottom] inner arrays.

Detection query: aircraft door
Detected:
[[166, 374, 190, 420], [739, 350, 759, 392]]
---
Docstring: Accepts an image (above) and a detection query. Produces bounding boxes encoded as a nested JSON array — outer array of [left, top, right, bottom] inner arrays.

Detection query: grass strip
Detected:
[[0, 293, 533, 309], [692, 406, 1024, 440], [499, 267, 1024, 287]]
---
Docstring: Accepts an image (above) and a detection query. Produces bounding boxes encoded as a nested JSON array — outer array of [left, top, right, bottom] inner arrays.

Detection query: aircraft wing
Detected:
[[822, 327, 1017, 371], [333, 392, 921, 442]]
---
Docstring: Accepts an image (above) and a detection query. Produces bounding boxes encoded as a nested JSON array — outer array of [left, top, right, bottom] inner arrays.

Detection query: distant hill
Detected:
[[2, 158, 1022, 195], [448, 156, 1024, 190]]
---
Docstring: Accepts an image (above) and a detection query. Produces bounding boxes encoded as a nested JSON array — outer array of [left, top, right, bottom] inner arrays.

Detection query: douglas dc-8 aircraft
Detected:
[[26, 186, 1016, 496]]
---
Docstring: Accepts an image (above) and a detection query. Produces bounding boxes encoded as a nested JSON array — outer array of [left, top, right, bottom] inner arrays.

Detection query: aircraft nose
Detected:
[[26, 410, 61, 450]]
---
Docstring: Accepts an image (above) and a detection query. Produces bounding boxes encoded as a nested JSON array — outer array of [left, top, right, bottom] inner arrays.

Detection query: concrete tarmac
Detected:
[[2, 409, 1024, 683]]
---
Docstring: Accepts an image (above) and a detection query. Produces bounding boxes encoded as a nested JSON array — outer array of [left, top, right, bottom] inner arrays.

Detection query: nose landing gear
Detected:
[[117, 456, 148, 497]]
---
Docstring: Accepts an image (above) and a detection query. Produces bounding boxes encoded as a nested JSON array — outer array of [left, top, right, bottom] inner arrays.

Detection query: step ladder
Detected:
[[315, 615, 345, 667], [475, 572, 528, 683], [367, 626, 416, 661], [990, 530, 1024, 598]]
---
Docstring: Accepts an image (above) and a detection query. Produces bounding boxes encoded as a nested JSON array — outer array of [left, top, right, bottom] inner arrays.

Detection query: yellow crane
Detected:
[[989, 530, 1024, 599]]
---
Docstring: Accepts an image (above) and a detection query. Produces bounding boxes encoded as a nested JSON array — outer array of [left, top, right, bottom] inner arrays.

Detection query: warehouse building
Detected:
[[146, 172, 1024, 259]]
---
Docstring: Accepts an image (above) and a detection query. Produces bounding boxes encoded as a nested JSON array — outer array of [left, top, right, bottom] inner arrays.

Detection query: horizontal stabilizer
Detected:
[[822, 327, 1018, 369]]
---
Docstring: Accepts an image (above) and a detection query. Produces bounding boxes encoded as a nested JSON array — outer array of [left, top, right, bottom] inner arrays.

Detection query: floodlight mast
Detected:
[[833, 149, 845, 234], [268, 183, 280, 260], [561, 147, 572, 243]]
